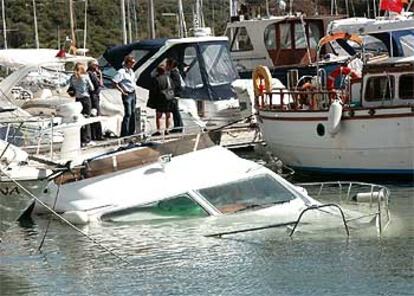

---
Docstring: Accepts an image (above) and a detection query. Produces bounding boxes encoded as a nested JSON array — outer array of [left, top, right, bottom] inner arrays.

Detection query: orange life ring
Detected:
[[327, 66, 359, 90], [327, 66, 359, 102]]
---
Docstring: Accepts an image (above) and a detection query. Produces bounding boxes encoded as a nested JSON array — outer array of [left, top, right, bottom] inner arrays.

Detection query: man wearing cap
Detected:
[[113, 55, 137, 137]]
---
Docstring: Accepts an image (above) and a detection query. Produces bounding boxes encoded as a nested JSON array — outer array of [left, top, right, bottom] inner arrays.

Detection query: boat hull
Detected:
[[258, 106, 414, 175], [0, 179, 45, 236]]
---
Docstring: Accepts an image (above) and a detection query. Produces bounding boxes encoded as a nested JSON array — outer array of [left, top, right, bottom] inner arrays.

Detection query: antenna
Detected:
[[1, 0, 7, 49]]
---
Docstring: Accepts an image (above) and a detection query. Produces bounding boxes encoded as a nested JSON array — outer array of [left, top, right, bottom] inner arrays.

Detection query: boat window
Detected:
[[197, 174, 297, 214], [308, 22, 321, 49], [399, 74, 414, 100], [183, 46, 203, 88], [201, 43, 238, 86], [102, 194, 209, 222], [230, 27, 253, 52], [294, 23, 307, 49], [363, 35, 388, 54], [393, 30, 414, 57], [365, 76, 394, 102], [279, 23, 292, 49], [264, 24, 277, 50], [12, 65, 71, 101], [129, 49, 151, 67]]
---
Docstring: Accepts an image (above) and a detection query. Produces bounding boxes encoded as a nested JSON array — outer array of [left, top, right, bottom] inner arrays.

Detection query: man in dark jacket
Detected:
[[166, 58, 184, 133]]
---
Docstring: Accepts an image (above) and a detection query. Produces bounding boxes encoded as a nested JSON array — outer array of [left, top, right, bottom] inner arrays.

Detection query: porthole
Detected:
[[317, 123, 325, 136]]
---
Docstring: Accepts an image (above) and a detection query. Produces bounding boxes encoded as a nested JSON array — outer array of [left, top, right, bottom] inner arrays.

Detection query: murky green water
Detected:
[[1, 155, 413, 295]]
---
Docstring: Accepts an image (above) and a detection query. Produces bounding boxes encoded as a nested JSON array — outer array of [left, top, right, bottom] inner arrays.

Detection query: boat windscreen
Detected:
[[101, 194, 209, 223], [197, 174, 297, 214], [201, 43, 238, 86]]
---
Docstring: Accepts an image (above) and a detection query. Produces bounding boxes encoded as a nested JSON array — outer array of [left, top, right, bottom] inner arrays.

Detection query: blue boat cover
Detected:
[[100, 38, 238, 101]]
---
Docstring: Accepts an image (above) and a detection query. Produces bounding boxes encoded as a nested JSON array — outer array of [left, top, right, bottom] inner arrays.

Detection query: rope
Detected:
[[0, 167, 131, 264], [37, 177, 61, 252], [209, 114, 254, 132]]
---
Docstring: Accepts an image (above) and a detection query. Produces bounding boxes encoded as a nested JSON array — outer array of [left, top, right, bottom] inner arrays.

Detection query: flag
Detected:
[[380, 0, 404, 13]]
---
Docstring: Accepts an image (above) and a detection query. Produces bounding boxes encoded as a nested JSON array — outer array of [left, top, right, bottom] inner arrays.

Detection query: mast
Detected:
[[33, 0, 39, 49], [1, 0, 7, 49], [266, 0, 270, 17], [83, 0, 88, 54], [127, 0, 132, 43], [178, 0, 187, 37], [345, 0, 349, 16], [131, 0, 139, 40], [69, 0, 77, 50], [148, 0, 155, 39], [121, 0, 127, 44]]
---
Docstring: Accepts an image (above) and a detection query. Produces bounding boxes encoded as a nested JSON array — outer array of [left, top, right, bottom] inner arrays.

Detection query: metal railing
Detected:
[[254, 88, 347, 111], [295, 181, 391, 236]]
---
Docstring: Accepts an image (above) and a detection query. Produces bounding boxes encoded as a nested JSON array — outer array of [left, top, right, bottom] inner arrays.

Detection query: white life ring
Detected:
[[252, 65, 272, 96], [327, 100, 343, 135]]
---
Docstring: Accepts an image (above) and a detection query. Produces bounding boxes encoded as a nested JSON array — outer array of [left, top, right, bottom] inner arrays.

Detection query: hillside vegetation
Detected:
[[1, 0, 374, 57]]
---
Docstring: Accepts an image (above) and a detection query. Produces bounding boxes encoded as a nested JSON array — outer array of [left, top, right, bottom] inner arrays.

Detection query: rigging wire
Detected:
[[37, 176, 61, 252]]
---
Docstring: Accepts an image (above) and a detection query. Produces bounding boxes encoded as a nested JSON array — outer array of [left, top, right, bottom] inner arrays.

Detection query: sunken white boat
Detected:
[[32, 135, 390, 237]]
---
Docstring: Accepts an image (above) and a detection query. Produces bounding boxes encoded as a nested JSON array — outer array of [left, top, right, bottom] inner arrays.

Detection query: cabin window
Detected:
[[201, 43, 238, 85], [264, 24, 277, 50], [230, 27, 253, 52], [308, 23, 321, 49], [197, 174, 297, 214], [399, 74, 414, 100], [101, 194, 209, 222], [365, 76, 394, 102], [129, 49, 151, 68], [279, 23, 292, 49], [394, 30, 414, 57], [183, 46, 203, 88], [294, 23, 307, 49]]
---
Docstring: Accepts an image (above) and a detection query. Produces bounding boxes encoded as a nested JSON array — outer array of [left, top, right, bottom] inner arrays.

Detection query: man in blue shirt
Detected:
[[113, 55, 137, 137]]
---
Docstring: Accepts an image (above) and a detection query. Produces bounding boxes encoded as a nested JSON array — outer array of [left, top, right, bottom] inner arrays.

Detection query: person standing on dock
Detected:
[[69, 62, 94, 146], [113, 55, 137, 137], [166, 58, 184, 133], [87, 60, 104, 141], [147, 65, 174, 135]]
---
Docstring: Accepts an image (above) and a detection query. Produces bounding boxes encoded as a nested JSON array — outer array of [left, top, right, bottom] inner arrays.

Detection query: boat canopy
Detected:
[[327, 17, 414, 57], [100, 38, 238, 101]]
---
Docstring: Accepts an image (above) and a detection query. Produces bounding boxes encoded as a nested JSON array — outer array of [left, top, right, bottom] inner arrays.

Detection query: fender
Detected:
[[327, 99, 343, 135]]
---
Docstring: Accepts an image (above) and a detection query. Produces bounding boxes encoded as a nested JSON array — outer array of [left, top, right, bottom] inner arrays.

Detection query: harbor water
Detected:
[[1, 151, 413, 296]]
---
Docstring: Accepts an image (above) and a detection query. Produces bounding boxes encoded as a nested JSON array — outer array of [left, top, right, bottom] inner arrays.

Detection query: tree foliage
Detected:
[[0, 0, 377, 57]]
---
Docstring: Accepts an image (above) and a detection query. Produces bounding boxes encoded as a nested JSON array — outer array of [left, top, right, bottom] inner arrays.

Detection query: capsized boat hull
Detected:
[[258, 106, 414, 175]]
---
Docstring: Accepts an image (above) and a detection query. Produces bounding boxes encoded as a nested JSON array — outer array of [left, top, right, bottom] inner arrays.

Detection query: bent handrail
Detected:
[[290, 203, 350, 237]]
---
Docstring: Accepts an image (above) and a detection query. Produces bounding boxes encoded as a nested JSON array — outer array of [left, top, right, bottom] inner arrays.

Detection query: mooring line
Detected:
[[0, 168, 131, 264]]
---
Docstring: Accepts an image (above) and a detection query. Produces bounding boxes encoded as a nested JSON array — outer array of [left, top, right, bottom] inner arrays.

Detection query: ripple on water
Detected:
[[0, 184, 412, 296]]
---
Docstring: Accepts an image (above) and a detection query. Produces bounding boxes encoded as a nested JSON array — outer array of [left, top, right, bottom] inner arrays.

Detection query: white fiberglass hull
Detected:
[[259, 106, 414, 174], [0, 178, 46, 235]]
